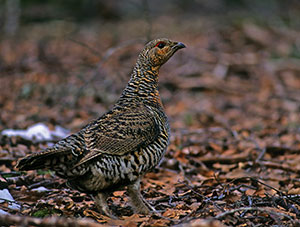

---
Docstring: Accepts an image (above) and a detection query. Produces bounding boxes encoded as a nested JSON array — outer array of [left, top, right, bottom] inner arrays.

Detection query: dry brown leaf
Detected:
[[288, 188, 300, 195]]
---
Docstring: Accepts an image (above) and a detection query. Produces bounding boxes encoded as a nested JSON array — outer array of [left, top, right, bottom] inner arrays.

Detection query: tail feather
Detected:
[[16, 148, 67, 171]]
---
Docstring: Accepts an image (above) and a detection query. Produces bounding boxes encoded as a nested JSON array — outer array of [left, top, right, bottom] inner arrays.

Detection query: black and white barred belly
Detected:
[[70, 127, 169, 193]]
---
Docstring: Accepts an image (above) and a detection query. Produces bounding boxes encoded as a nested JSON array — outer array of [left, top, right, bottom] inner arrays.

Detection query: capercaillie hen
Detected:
[[16, 38, 185, 218]]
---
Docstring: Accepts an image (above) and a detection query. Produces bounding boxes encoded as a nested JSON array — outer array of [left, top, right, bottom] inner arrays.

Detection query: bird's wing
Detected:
[[74, 105, 160, 167]]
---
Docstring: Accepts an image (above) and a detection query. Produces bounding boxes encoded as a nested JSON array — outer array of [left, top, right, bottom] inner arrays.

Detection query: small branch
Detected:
[[215, 207, 295, 222], [214, 114, 239, 140], [246, 177, 300, 214], [199, 155, 250, 165], [248, 135, 266, 162], [68, 38, 102, 58], [255, 148, 266, 162], [254, 160, 300, 174], [273, 197, 300, 217], [0, 214, 104, 227]]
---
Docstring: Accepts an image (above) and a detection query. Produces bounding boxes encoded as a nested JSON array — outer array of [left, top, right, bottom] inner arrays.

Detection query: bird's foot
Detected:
[[127, 179, 156, 215], [92, 192, 118, 219], [133, 200, 152, 215], [100, 206, 118, 219]]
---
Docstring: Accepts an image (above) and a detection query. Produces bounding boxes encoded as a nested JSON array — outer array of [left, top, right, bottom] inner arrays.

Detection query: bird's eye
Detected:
[[155, 41, 166, 49]]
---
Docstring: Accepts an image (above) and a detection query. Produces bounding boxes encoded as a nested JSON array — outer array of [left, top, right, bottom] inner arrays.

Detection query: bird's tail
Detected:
[[16, 148, 66, 171]]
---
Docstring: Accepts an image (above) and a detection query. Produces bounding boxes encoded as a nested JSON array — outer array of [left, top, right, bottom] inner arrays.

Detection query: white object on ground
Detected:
[[0, 209, 9, 215], [1, 123, 70, 142], [0, 189, 20, 210], [31, 186, 50, 192]]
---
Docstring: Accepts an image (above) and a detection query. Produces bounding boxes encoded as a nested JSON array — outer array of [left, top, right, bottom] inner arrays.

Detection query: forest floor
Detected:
[[0, 15, 300, 226]]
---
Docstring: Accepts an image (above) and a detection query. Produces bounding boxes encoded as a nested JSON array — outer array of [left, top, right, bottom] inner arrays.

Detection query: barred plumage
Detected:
[[16, 38, 185, 218]]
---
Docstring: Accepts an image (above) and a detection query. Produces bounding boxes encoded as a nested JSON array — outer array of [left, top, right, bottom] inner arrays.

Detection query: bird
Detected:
[[16, 38, 185, 218]]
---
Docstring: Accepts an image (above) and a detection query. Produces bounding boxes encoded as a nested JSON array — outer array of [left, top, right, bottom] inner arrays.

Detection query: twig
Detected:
[[248, 135, 266, 162], [214, 114, 239, 140], [68, 38, 102, 58], [237, 177, 285, 196], [178, 162, 192, 185], [215, 207, 296, 222], [273, 196, 300, 217], [246, 177, 300, 212], [179, 179, 225, 215], [27, 179, 54, 190], [232, 175, 300, 217], [198, 155, 249, 165], [0, 214, 104, 227], [255, 148, 266, 162], [179, 180, 205, 200], [253, 160, 300, 174]]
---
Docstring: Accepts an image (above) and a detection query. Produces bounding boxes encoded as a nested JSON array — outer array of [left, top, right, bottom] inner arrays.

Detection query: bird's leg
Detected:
[[92, 192, 117, 219], [127, 178, 155, 214]]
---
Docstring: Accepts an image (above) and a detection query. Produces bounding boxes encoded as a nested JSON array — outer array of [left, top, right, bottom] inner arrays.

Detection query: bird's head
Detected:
[[139, 38, 186, 70]]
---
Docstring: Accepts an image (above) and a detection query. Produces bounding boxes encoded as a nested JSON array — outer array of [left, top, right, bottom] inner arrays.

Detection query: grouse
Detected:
[[16, 38, 185, 218]]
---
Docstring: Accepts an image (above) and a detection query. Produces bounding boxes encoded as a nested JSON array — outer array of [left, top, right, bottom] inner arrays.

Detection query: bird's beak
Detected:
[[174, 42, 186, 49]]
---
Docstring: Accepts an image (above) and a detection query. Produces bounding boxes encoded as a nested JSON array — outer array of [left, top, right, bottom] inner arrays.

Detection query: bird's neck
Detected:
[[118, 59, 163, 107]]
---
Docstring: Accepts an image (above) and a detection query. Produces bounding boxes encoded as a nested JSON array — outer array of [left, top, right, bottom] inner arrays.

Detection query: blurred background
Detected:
[[0, 0, 300, 136], [1, 1, 300, 224]]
